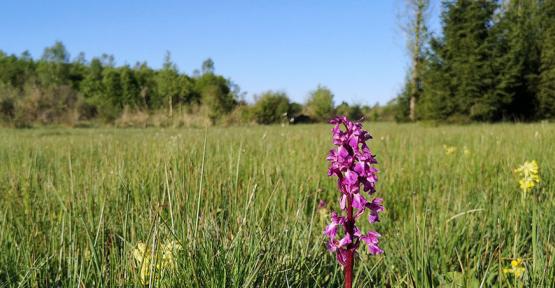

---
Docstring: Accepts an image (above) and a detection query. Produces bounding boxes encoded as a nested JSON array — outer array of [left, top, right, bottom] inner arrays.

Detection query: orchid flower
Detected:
[[324, 116, 383, 288]]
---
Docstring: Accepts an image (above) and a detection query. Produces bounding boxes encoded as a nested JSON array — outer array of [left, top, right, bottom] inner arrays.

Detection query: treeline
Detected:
[[0, 42, 241, 127], [0, 42, 394, 127], [397, 0, 555, 122]]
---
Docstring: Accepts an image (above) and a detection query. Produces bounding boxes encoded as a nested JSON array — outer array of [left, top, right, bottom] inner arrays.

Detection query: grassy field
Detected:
[[0, 123, 554, 287]]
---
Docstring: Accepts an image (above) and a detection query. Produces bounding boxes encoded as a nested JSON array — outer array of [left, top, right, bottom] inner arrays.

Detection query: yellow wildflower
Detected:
[[443, 145, 457, 155], [514, 161, 539, 176], [133, 243, 151, 284], [133, 240, 182, 284], [514, 161, 540, 193], [463, 146, 470, 156], [161, 241, 181, 269], [503, 258, 525, 278]]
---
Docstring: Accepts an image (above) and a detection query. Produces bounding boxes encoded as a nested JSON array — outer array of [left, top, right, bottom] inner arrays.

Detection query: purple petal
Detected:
[[338, 233, 352, 248], [368, 211, 379, 223], [330, 211, 344, 224], [326, 239, 338, 252], [367, 198, 384, 212], [325, 212, 347, 238], [340, 194, 346, 210], [324, 223, 338, 238], [336, 249, 349, 266], [353, 162, 366, 175], [337, 145, 350, 159], [333, 115, 348, 124], [360, 231, 383, 254], [343, 170, 358, 185], [353, 226, 362, 237], [348, 135, 359, 150], [352, 193, 368, 210], [368, 243, 384, 255], [366, 198, 384, 223]]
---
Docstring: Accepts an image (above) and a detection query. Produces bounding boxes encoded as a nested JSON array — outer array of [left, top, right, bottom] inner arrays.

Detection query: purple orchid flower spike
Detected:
[[323, 116, 383, 288]]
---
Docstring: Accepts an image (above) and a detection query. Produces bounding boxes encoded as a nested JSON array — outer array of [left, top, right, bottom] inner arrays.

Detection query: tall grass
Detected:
[[0, 123, 553, 287]]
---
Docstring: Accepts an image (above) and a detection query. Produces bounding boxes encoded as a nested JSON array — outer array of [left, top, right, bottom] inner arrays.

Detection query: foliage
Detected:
[[0, 42, 238, 126], [399, 0, 555, 122], [538, 0, 555, 119], [335, 102, 364, 121], [252, 91, 290, 124], [197, 73, 236, 123], [306, 85, 335, 122]]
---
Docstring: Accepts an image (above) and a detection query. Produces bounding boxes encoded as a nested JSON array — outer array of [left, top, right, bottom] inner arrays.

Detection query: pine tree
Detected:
[[538, 0, 555, 119], [420, 0, 498, 121], [418, 37, 455, 120], [493, 0, 541, 120]]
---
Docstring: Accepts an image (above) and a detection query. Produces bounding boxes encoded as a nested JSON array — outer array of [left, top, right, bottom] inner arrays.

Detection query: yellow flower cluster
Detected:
[[463, 146, 471, 156], [514, 160, 540, 193], [442, 145, 472, 156], [133, 240, 182, 284], [443, 145, 457, 155], [503, 258, 525, 278]]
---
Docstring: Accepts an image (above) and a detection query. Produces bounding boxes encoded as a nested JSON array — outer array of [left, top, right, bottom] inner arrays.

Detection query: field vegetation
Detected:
[[1, 122, 553, 287]]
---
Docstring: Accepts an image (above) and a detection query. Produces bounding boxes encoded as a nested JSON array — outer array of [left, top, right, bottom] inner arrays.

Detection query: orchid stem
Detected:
[[345, 194, 354, 288]]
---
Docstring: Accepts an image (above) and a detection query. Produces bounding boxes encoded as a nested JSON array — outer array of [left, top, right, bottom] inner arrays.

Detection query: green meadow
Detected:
[[0, 123, 554, 287]]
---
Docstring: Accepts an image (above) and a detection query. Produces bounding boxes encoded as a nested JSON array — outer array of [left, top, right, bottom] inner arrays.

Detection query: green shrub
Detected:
[[306, 85, 335, 122], [252, 91, 290, 124]]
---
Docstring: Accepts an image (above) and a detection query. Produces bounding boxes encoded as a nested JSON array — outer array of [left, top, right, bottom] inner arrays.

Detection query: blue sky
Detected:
[[0, 0, 440, 105]]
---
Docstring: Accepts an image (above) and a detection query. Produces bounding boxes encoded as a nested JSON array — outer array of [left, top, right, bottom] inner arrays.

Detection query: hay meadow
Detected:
[[0, 123, 554, 287]]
